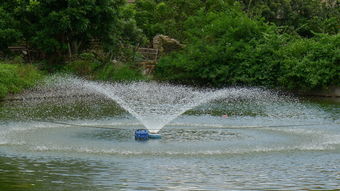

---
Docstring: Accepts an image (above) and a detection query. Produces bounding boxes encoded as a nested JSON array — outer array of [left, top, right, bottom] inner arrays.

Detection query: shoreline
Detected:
[[1, 87, 339, 103], [296, 86, 340, 98]]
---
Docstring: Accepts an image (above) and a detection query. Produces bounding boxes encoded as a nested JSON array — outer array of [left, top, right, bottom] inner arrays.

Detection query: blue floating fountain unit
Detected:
[[135, 129, 149, 140], [135, 129, 161, 140]]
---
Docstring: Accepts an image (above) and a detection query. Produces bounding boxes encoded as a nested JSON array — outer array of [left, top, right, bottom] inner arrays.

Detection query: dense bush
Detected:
[[64, 53, 102, 78], [0, 0, 146, 64], [239, 0, 340, 37], [155, 10, 276, 86], [64, 53, 146, 82], [0, 0, 338, 94], [95, 63, 146, 82], [0, 8, 21, 52], [0, 58, 44, 99], [155, 9, 340, 90], [277, 34, 340, 90], [134, 0, 236, 41]]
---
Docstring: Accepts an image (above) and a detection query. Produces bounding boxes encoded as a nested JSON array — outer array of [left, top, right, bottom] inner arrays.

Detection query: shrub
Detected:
[[277, 34, 340, 90], [64, 53, 102, 78], [155, 9, 339, 90], [64, 52, 146, 82], [239, 0, 340, 37], [0, 59, 44, 99], [155, 10, 275, 86], [95, 63, 146, 82], [0, 84, 7, 98], [0, 8, 21, 52], [134, 0, 236, 41]]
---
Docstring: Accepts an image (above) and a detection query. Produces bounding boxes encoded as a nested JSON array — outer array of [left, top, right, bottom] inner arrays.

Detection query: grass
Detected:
[[0, 58, 44, 99]]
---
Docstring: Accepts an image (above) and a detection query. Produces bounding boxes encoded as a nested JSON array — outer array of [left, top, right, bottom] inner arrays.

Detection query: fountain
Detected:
[[27, 76, 289, 139], [1, 76, 339, 190]]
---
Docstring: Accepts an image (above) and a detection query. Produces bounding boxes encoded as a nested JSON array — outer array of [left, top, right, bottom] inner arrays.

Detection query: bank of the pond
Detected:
[[0, 60, 44, 100], [1, 54, 339, 101], [298, 86, 340, 98]]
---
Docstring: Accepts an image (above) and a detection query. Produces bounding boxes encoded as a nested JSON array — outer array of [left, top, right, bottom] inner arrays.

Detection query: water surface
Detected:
[[0, 92, 339, 190]]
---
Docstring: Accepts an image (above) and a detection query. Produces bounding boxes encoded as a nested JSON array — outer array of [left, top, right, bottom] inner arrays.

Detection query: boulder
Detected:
[[152, 35, 184, 54]]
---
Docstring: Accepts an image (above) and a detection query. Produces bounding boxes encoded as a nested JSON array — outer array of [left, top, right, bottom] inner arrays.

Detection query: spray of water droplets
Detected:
[[6, 75, 319, 133]]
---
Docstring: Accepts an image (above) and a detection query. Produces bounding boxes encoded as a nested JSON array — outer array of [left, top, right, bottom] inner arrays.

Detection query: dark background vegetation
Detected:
[[0, 0, 339, 99]]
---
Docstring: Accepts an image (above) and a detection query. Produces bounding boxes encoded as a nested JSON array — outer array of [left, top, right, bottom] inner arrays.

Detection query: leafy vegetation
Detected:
[[0, 57, 44, 99], [64, 52, 146, 81], [149, 1, 340, 90], [0, 8, 21, 53], [155, 9, 273, 85], [133, 0, 236, 41], [0, 0, 145, 62], [239, 0, 340, 37], [154, 8, 339, 90], [0, 0, 339, 98], [95, 63, 146, 82], [277, 34, 340, 90]]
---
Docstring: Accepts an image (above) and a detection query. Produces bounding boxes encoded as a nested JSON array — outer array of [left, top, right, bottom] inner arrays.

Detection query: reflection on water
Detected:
[[0, 96, 339, 190], [0, 156, 102, 191], [1, 151, 339, 190]]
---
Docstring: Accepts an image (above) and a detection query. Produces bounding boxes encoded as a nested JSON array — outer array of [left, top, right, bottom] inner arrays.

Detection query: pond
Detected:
[[0, 80, 339, 190]]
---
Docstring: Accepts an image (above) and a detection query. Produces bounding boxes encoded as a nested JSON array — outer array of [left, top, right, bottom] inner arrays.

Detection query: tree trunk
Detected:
[[72, 41, 82, 56], [68, 42, 72, 58]]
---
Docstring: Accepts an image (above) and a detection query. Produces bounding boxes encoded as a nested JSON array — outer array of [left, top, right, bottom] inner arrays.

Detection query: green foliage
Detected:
[[64, 52, 146, 82], [0, 0, 148, 69], [64, 53, 102, 77], [118, 4, 148, 46], [134, 0, 237, 41], [0, 58, 44, 99], [95, 63, 146, 82], [0, 8, 21, 52], [0, 0, 338, 93], [1, 0, 144, 61], [155, 9, 340, 90], [277, 34, 340, 90], [0, 84, 7, 98], [239, 0, 340, 37], [155, 10, 274, 86]]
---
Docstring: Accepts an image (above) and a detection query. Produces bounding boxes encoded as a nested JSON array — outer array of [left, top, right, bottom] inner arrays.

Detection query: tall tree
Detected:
[[0, 7, 21, 52], [134, 0, 235, 41], [239, 0, 340, 37], [4, 0, 126, 60]]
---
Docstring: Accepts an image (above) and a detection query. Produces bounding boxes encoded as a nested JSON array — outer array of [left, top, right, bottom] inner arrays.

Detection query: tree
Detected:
[[155, 8, 340, 90], [134, 0, 236, 41], [155, 9, 275, 86], [0, 7, 21, 52], [4, 0, 128, 61], [239, 0, 340, 37]]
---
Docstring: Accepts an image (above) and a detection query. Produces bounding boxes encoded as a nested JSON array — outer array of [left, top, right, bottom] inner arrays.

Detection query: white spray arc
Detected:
[[37, 76, 284, 133]]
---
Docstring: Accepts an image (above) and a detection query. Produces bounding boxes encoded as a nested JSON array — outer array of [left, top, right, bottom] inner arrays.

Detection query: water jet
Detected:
[[16, 76, 308, 135], [0, 76, 339, 190]]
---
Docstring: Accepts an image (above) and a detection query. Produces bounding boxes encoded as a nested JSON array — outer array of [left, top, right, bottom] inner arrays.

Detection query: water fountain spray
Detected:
[[24, 76, 289, 140]]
